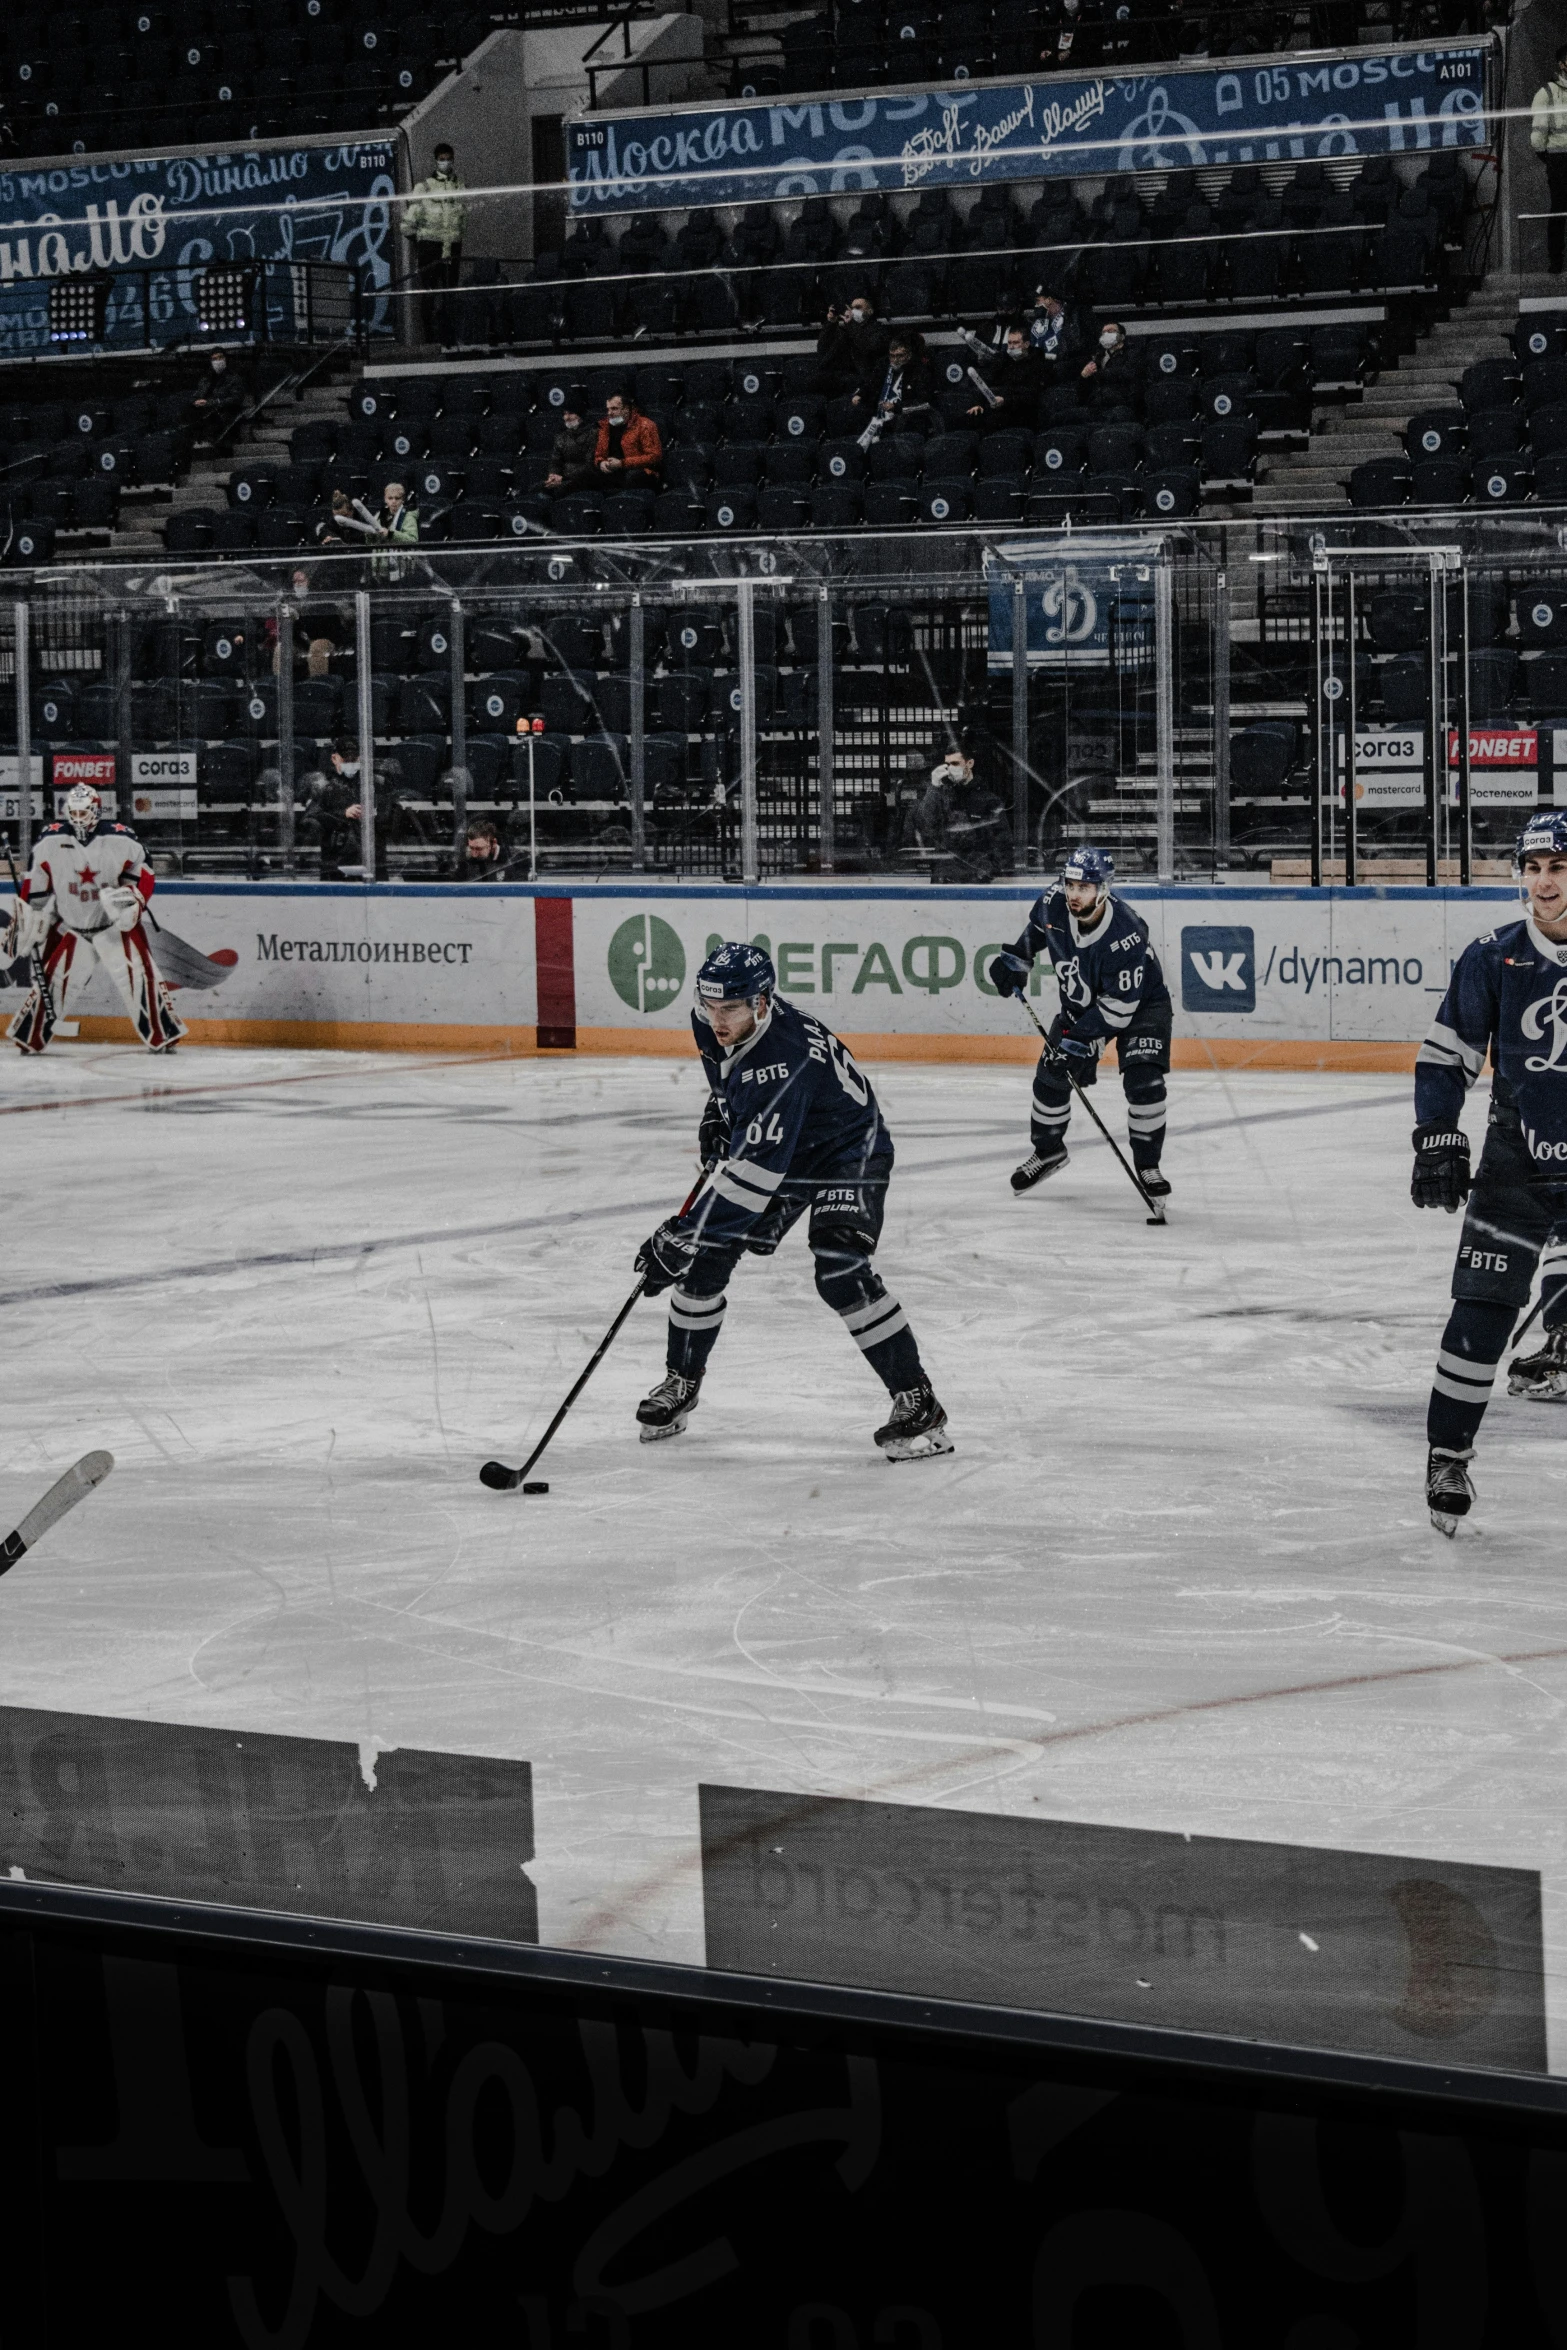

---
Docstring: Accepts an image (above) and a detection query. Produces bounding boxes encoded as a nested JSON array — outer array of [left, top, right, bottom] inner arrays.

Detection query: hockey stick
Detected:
[[3, 840, 56, 1032], [1, 1451, 114, 1571], [1016, 994, 1168, 1227], [480, 1170, 712, 1494]]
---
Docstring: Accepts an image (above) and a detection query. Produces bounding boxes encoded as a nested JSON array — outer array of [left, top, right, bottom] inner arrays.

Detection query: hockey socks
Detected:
[[1427, 1299, 1515, 1451]]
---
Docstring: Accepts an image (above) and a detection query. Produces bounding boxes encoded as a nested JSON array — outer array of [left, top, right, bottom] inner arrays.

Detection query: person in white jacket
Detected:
[[401, 143, 467, 343], [1531, 45, 1567, 275]]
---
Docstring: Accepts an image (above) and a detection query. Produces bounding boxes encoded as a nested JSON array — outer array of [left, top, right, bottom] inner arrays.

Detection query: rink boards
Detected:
[[5, 881, 1521, 1066]]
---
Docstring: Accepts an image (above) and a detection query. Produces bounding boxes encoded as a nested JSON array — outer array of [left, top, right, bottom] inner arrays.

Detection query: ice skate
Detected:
[[875, 1381, 953, 1462], [1011, 1145, 1068, 1193], [636, 1368, 702, 1442], [1427, 1446, 1476, 1538], [1139, 1166, 1172, 1199], [1508, 1325, 1567, 1399]]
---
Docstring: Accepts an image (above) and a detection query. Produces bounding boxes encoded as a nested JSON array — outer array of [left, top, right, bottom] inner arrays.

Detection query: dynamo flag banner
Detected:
[[568, 40, 1491, 212]]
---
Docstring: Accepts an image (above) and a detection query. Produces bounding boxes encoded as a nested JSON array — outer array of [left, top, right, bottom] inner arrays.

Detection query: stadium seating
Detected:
[[2, 0, 486, 154]]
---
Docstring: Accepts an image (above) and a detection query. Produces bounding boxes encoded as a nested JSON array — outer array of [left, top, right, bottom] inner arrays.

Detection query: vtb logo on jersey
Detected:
[[1521, 976, 1567, 1075], [1181, 925, 1256, 1014]]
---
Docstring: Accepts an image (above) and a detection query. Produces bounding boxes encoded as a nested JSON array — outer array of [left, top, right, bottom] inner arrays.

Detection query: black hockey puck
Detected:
[[523, 1481, 550, 1495]]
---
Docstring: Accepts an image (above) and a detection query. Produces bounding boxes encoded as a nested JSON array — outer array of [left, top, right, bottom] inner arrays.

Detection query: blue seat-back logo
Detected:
[[1182, 925, 1256, 1013]]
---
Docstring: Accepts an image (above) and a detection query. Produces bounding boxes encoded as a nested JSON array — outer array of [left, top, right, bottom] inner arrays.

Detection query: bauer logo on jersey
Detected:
[[1181, 925, 1256, 1014]]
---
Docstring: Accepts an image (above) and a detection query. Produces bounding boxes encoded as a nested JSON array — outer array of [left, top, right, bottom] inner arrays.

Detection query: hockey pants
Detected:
[[1031, 1007, 1171, 1172], [1429, 1111, 1567, 1450], [666, 1147, 925, 1397], [7, 922, 187, 1054]]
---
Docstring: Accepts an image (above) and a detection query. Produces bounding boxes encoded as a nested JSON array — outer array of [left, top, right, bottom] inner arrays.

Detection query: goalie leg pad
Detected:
[[6, 925, 76, 1054], [90, 927, 188, 1051]]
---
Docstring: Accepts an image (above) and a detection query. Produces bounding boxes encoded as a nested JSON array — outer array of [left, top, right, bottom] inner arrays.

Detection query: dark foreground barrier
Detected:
[[2, 1877, 1566, 2345]]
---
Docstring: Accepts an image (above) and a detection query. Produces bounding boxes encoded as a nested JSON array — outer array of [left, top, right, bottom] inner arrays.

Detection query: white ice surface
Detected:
[[2, 1044, 1564, 2052]]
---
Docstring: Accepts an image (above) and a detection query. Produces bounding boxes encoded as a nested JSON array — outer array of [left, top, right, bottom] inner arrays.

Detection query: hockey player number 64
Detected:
[[746, 1110, 784, 1146]]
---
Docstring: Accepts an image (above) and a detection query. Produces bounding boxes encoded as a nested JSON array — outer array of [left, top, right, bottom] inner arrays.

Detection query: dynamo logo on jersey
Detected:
[[1181, 926, 1255, 1014]]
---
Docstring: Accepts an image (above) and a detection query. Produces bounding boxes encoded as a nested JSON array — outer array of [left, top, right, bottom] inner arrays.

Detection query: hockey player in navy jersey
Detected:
[[631, 943, 952, 1462], [989, 845, 1173, 1197], [1414, 812, 1567, 1533]]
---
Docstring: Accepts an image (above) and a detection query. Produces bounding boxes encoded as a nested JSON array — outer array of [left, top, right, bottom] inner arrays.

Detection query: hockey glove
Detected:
[[1411, 1125, 1471, 1213], [99, 885, 142, 934], [698, 1090, 730, 1167], [1058, 1032, 1098, 1063], [635, 1219, 698, 1297], [10, 895, 51, 958], [989, 951, 1030, 1000]]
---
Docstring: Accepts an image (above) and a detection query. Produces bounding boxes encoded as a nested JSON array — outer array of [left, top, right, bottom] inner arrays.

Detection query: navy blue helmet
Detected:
[[1516, 812, 1567, 868], [695, 940, 776, 1012], [1062, 845, 1115, 893]]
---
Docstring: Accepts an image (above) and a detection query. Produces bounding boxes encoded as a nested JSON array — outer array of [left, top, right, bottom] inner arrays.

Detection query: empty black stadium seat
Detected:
[[1469, 650, 1518, 719], [1459, 359, 1519, 414], [706, 489, 756, 532], [1230, 722, 1299, 792], [1410, 459, 1468, 508], [1522, 654, 1567, 715], [1378, 656, 1428, 722], [1145, 470, 1199, 518], [1406, 410, 1465, 461], [1518, 587, 1567, 649], [1472, 457, 1532, 507], [1348, 460, 1411, 510]]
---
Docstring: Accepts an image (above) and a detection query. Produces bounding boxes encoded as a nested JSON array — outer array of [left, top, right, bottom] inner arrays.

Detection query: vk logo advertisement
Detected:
[[1182, 926, 1256, 1014], [570, 44, 1489, 212]]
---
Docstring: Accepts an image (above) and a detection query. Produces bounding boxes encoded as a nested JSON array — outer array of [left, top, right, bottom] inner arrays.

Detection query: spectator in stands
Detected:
[[375, 482, 419, 547], [1028, 289, 1084, 367], [1080, 320, 1133, 388], [402, 141, 468, 344], [189, 350, 246, 446], [816, 294, 891, 399], [316, 488, 357, 548], [1532, 46, 1567, 276], [315, 740, 364, 874], [912, 741, 1013, 882], [853, 333, 935, 430], [544, 400, 598, 494], [967, 325, 1046, 433], [591, 390, 663, 490], [443, 819, 512, 882]]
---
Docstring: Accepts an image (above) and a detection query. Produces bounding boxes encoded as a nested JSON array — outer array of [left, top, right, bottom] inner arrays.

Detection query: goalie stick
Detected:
[[480, 1171, 711, 1493], [1015, 994, 1168, 1226], [1, 1450, 114, 1571], [3, 839, 55, 1030]]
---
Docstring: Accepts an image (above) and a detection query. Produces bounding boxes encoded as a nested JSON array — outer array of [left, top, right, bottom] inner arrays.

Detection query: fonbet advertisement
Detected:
[[0, 883, 1518, 1056]]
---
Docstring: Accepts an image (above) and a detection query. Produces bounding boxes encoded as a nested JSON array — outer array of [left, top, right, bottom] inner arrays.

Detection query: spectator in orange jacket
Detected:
[[592, 390, 663, 488]]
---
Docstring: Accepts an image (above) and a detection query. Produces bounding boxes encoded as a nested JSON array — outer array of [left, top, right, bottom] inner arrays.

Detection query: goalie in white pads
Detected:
[[6, 785, 187, 1054]]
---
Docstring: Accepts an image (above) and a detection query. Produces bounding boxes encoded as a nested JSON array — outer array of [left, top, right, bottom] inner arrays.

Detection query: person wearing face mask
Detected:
[[967, 325, 1046, 434], [189, 348, 247, 445], [816, 292, 892, 398], [1028, 289, 1084, 367], [854, 332, 935, 428], [591, 390, 663, 489], [402, 142, 468, 345], [912, 740, 1013, 882], [1080, 319, 1133, 393]]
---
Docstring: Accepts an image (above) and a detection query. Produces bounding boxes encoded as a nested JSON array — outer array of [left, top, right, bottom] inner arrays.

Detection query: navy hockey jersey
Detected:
[[1007, 888, 1171, 1043], [683, 995, 890, 1244], [1416, 915, 1567, 1170]]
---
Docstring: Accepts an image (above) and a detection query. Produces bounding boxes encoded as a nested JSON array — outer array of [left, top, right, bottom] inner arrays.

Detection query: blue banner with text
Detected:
[[0, 138, 396, 354], [568, 43, 1490, 213]]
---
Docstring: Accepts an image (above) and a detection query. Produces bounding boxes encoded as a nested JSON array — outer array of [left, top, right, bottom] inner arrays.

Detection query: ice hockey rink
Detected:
[[4, 1043, 1566, 2048]]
